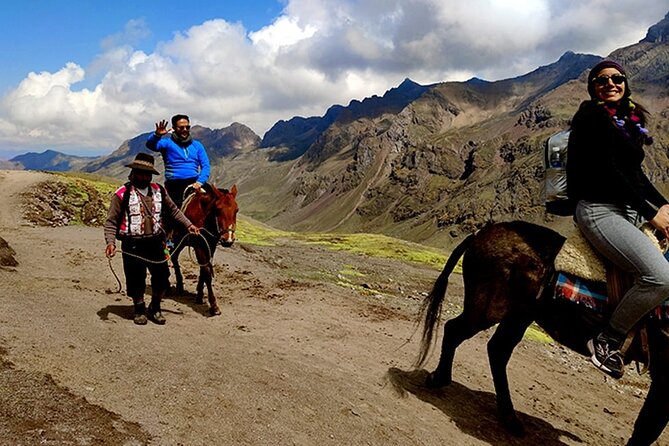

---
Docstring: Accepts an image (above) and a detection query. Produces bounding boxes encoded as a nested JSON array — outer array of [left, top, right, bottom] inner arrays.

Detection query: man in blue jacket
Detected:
[[146, 114, 211, 209]]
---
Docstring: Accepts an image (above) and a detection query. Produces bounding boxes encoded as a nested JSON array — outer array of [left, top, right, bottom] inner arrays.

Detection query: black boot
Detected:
[[133, 302, 147, 325], [148, 293, 166, 325]]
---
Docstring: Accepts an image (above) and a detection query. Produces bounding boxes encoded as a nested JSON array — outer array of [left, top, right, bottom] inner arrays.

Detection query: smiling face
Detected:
[[591, 67, 626, 104], [174, 118, 191, 139]]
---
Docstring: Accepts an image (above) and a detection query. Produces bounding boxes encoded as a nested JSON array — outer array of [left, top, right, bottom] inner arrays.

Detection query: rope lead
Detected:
[[107, 229, 216, 294]]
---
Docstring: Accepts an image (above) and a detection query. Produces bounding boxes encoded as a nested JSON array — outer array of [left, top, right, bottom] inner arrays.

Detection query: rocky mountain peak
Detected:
[[641, 12, 669, 43]]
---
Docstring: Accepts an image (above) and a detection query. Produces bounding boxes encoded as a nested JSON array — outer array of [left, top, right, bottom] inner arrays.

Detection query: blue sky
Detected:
[[0, 1, 667, 160], [2, 1, 283, 94]]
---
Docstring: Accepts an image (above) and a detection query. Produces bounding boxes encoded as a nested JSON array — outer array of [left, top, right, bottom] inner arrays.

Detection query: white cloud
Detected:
[[0, 0, 666, 157], [250, 15, 317, 54]]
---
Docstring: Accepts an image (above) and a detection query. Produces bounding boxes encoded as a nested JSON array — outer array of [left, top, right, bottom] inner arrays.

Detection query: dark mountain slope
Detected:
[[254, 16, 669, 247], [11, 150, 95, 172], [260, 79, 429, 161]]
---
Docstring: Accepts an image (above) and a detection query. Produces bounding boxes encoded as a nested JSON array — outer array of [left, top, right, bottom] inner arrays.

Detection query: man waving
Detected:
[[146, 114, 211, 209]]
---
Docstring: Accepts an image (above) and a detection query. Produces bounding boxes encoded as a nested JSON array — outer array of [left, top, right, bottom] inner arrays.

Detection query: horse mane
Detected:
[[209, 185, 231, 196]]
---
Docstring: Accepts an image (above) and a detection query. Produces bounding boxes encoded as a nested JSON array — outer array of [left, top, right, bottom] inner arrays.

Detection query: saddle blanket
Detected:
[[555, 272, 669, 320]]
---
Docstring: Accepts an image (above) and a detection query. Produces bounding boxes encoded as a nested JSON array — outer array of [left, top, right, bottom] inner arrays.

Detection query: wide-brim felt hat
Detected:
[[125, 152, 160, 175]]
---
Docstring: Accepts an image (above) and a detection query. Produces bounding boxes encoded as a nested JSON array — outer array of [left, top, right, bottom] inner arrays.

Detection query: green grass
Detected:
[[54, 171, 119, 195], [236, 216, 457, 271], [300, 233, 449, 269], [524, 324, 554, 343], [236, 216, 291, 246], [339, 266, 366, 277]]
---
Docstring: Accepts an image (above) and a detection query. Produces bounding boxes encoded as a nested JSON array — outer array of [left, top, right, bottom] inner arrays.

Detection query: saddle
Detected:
[[553, 224, 665, 372], [555, 223, 662, 283], [180, 184, 209, 211]]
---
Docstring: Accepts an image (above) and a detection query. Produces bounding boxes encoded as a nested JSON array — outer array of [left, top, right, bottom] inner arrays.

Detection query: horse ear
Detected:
[[230, 184, 238, 197]]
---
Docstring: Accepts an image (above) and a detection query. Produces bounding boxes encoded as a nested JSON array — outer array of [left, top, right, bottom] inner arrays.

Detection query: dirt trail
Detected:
[[0, 169, 666, 446]]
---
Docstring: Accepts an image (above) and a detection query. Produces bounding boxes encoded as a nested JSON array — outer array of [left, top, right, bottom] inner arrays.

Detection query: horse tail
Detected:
[[415, 232, 475, 368]]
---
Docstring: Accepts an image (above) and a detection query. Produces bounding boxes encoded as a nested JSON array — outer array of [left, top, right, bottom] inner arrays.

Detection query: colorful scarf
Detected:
[[601, 100, 653, 145]]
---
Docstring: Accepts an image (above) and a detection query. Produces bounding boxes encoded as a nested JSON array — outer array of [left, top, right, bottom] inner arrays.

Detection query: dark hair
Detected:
[[171, 114, 190, 127]]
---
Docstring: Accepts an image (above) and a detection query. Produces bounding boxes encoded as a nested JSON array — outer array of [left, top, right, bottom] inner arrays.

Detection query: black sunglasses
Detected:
[[176, 125, 191, 130], [592, 74, 626, 86]]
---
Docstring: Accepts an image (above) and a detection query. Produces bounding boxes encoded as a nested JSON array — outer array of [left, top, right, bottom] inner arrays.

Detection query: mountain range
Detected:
[[8, 11, 669, 249]]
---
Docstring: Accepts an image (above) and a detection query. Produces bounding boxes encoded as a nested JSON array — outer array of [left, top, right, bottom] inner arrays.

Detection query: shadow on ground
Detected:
[[386, 368, 581, 446]]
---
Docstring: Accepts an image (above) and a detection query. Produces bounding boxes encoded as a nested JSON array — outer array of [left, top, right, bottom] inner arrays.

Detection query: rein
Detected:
[[197, 195, 235, 242], [106, 229, 213, 294]]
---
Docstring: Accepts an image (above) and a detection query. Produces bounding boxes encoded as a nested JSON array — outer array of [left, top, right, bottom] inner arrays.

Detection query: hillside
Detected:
[[260, 39, 669, 248]]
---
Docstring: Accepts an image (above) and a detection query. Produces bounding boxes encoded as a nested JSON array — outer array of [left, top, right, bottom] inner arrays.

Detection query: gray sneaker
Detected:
[[588, 334, 624, 379]]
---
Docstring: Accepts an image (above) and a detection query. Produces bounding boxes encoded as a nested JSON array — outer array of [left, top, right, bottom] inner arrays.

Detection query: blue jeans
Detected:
[[575, 200, 669, 337]]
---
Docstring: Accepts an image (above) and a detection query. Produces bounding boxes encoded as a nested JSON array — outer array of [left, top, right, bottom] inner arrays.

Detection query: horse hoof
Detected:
[[500, 414, 525, 437], [425, 371, 451, 388], [209, 306, 221, 316]]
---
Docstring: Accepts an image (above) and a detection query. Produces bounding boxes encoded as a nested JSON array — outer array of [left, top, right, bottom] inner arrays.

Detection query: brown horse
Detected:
[[170, 184, 238, 316], [416, 221, 669, 446]]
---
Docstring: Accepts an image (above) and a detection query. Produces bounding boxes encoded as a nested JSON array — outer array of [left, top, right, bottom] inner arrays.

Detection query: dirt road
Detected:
[[0, 169, 666, 445]]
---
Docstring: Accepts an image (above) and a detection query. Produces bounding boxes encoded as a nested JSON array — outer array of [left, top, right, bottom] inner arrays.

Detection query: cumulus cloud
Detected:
[[0, 0, 666, 157]]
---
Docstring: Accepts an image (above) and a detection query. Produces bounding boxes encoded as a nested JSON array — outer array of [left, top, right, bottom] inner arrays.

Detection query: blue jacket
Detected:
[[146, 133, 211, 184]]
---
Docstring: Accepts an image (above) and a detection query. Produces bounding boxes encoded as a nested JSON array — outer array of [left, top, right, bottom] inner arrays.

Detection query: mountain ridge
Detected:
[[7, 10, 669, 249]]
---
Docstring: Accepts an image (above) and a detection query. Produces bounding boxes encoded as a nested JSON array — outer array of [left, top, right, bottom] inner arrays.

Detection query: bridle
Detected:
[[186, 186, 236, 246]]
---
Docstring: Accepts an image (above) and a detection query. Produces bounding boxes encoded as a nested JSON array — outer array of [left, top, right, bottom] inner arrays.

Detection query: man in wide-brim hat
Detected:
[[103, 153, 199, 325]]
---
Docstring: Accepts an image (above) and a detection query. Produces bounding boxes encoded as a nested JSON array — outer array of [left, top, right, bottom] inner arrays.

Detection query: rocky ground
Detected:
[[0, 169, 667, 446]]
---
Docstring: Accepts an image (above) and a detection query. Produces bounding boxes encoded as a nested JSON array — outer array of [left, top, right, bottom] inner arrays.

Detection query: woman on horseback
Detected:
[[567, 60, 669, 378]]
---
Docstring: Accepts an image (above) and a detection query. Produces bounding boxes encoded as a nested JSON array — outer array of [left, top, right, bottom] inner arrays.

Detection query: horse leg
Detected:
[[487, 312, 534, 437], [427, 313, 494, 388], [192, 245, 208, 305], [206, 244, 220, 316], [196, 265, 206, 305], [171, 248, 185, 294], [204, 263, 220, 316], [626, 321, 669, 446], [196, 263, 220, 315]]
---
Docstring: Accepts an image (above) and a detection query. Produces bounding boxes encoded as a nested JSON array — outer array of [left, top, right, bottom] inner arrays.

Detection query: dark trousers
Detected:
[[121, 236, 169, 300], [165, 177, 198, 210]]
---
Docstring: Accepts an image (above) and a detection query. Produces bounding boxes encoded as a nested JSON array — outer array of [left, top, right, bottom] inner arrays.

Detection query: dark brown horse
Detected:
[[416, 221, 669, 446], [170, 184, 238, 316]]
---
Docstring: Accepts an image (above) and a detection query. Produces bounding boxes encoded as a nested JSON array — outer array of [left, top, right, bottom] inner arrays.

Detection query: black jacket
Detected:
[[566, 101, 667, 220]]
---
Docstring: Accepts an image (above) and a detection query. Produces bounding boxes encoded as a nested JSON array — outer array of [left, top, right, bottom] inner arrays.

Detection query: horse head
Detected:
[[210, 184, 238, 247]]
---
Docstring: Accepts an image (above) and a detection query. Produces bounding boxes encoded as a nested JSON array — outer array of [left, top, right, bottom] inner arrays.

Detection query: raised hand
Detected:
[[154, 119, 169, 136]]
